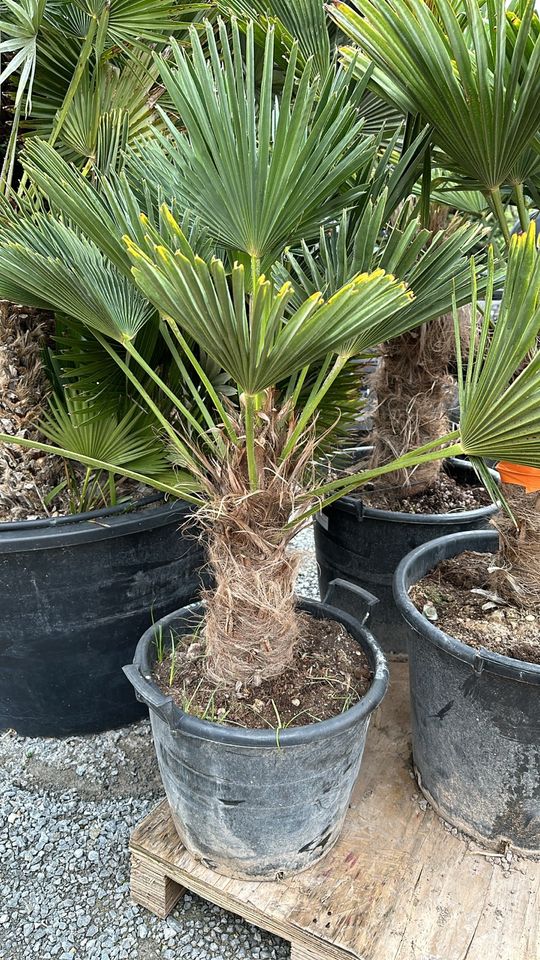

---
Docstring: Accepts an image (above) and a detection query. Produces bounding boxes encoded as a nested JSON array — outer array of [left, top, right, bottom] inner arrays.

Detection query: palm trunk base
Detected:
[[202, 525, 301, 686], [492, 485, 540, 610], [369, 311, 465, 498]]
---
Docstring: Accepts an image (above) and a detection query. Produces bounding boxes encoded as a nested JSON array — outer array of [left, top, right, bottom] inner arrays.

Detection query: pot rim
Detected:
[[393, 528, 540, 685], [0, 495, 192, 552], [126, 597, 389, 748], [318, 453, 499, 525]]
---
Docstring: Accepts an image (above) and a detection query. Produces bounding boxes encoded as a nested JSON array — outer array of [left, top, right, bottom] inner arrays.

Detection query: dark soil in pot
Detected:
[[410, 551, 540, 665], [0, 498, 207, 737], [394, 529, 540, 855], [315, 457, 498, 654], [124, 589, 388, 880], [153, 611, 373, 728]]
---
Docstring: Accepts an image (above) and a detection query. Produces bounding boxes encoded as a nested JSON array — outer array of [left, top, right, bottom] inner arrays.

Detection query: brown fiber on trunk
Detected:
[[0, 303, 64, 520], [202, 515, 301, 686], [368, 206, 472, 502], [369, 308, 469, 498], [491, 484, 540, 610], [194, 391, 315, 687]]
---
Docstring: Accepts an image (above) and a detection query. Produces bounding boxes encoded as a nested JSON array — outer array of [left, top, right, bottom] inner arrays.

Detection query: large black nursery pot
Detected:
[[0, 497, 205, 737], [315, 456, 498, 654], [124, 580, 388, 880], [394, 529, 540, 854]]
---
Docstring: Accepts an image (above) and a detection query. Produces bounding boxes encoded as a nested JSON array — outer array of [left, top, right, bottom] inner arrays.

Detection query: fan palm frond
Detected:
[[125, 207, 414, 394], [41, 390, 171, 479], [277, 203, 491, 324], [0, 213, 154, 341], [0, 0, 46, 191], [331, 0, 540, 240], [147, 19, 376, 268], [219, 0, 331, 74], [458, 224, 540, 470]]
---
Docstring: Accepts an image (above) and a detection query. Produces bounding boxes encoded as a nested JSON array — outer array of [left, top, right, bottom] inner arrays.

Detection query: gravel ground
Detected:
[[0, 527, 318, 960]]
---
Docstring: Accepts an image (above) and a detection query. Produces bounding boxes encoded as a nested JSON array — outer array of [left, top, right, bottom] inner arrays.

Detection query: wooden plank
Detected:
[[129, 662, 540, 960], [130, 850, 184, 919]]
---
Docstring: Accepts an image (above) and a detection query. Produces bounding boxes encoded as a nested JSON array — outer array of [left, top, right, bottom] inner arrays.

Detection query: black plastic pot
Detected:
[[314, 457, 498, 653], [394, 529, 540, 854], [124, 580, 388, 880], [0, 498, 205, 737]]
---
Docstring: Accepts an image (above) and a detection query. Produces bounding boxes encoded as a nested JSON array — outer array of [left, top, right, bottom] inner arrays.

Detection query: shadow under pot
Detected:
[[124, 582, 388, 881], [394, 529, 540, 855], [0, 497, 206, 737], [314, 456, 498, 654]]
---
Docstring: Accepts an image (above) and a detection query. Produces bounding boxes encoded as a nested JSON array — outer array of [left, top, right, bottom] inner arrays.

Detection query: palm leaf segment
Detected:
[[458, 224, 540, 470], [278, 198, 489, 326], [219, 0, 331, 75], [331, 0, 540, 197], [1, 0, 204, 191], [147, 19, 377, 270], [125, 210, 413, 395], [0, 213, 153, 341]]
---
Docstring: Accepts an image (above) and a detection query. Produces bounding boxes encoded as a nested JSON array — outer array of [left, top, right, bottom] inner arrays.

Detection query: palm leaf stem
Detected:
[[281, 352, 349, 460], [515, 182, 530, 231], [93, 331, 201, 472], [488, 187, 511, 244], [292, 432, 464, 525], [0, 97, 23, 198], [0, 432, 201, 502], [123, 338, 221, 454], [159, 321, 226, 448], [163, 317, 239, 443], [243, 392, 260, 490]]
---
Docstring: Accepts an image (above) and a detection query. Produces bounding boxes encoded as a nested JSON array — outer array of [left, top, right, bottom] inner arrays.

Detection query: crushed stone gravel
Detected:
[[0, 527, 318, 960]]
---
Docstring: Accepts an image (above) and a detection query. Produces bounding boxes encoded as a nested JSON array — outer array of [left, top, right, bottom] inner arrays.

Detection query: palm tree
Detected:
[[330, 0, 540, 600], [1, 20, 540, 684], [325, 0, 540, 498]]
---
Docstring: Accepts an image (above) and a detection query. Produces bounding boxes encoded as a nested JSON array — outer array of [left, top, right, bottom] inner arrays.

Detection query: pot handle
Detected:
[[323, 578, 379, 623], [123, 664, 174, 722]]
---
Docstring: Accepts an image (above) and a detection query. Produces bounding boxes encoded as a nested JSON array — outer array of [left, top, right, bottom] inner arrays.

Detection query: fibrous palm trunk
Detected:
[[492, 485, 540, 610], [0, 303, 62, 519], [197, 393, 310, 687], [203, 509, 301, 685], [369, 312, 458, 496], [369, 207, 470, 500]]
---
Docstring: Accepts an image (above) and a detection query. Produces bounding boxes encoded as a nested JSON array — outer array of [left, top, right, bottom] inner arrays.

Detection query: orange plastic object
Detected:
[[496, 461, 540, 492]]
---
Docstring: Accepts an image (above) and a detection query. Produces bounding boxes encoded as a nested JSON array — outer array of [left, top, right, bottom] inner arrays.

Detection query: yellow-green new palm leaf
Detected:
[[458, 224, 540, 471], [125, 211, 413, 394], [331, 0, 540, 227]]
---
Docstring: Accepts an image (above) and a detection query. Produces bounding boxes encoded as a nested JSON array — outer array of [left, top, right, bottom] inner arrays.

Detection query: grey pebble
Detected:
[[0, 532, 319, 960]]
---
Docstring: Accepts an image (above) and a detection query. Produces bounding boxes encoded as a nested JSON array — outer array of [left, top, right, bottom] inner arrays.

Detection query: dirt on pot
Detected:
[[361, 469, 492, 514], [152, 611, 372, 729], [410, 551, 540, 664]]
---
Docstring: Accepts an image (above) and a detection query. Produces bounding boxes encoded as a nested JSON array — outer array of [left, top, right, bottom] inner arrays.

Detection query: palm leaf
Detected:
[[219, 0, 331, 74], [0, 213, 154, 340], [125, 207, 414, 393], [41, 390, 171, 479], [331, 0, 540, 202], [458, 224, 540, 467], [147, 19, 376, 268], [277, 204, 492, 325]]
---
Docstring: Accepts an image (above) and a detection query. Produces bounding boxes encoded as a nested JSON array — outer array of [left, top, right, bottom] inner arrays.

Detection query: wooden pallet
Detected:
[[129, 662, 540, 960]]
